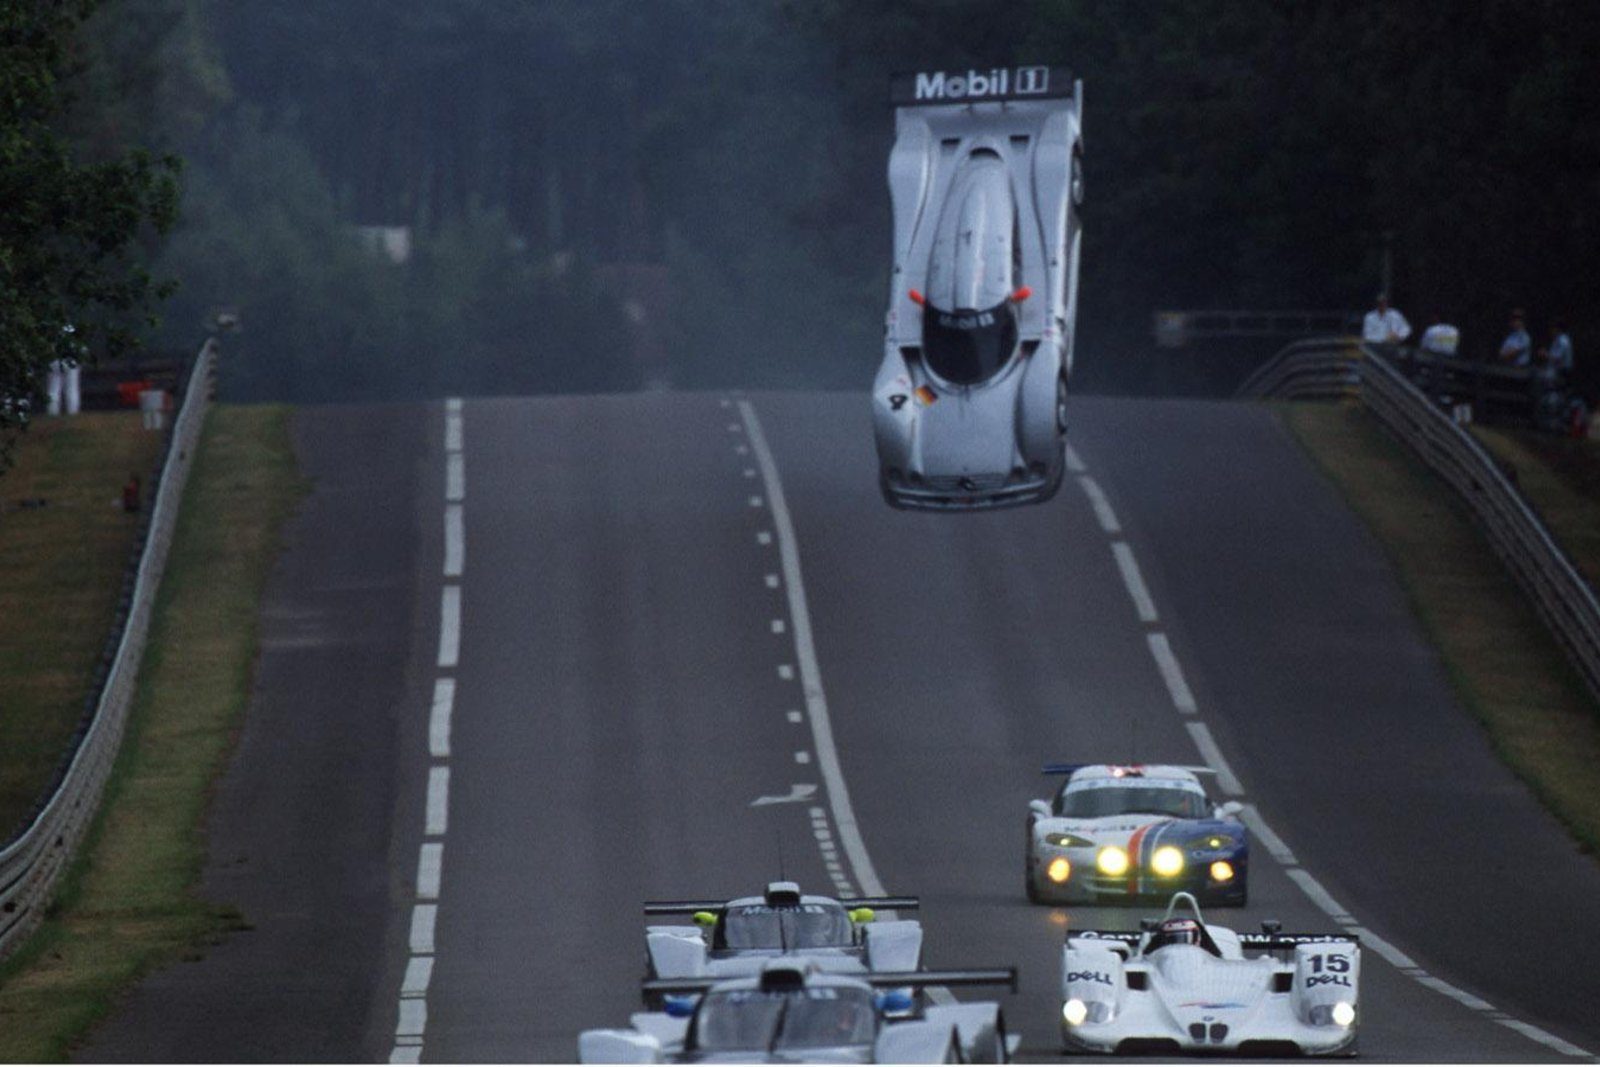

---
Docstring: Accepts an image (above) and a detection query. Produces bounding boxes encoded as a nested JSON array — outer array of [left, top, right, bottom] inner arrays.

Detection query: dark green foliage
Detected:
[[0, 0, 180, 458]]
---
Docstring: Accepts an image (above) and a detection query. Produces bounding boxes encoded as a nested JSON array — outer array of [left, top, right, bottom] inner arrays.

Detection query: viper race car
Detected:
[[873, 65, 1083, 510], [1060, 892, 1361, 1056], [1026, 764, 1248, 906], [642, 881, 923, 989], [578, 958, 1018, 1063]]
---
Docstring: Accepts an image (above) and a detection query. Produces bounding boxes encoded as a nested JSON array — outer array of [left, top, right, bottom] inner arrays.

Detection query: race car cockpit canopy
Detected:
[[717, 902, 855, 952], [688, 985, 878, 1054], [922, 300, 1020, 385]]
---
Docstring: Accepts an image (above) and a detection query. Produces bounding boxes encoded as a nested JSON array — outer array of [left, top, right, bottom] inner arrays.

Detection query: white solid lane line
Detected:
[[1183, 722, 1243, 796], [429, 679, 454, 759], [1110, 542, 1157, 623], [417, 842, 444, 899], [437, 586, 461, 669], [425, 766, 450, 836], [1146, 633, 1198, 714], [443, 504, 464, 578], [1078, 476, 1122, 534], [444, 397, 463, 414], [445, 452, 465, 503], [738, 401, 890, 899], [444, 413, 463, 453]]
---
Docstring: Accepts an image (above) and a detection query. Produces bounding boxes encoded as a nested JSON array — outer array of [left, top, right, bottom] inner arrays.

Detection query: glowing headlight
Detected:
[[1209, 860, 1235, 882], [1150, 845, 1185, 876], [1047, 857, 1072, 883], [1189, 834, 1235, 851], [1062, 998, 1088, 1027], [1095, 846, 1129, 876], [1044, 832, 1094, 848], [1331, 1002, 1355, 1028], [1310, 1001, 1357, 1028]]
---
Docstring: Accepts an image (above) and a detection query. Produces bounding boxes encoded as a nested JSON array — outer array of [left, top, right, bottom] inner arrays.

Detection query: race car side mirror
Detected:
[[692, 911, 717, 928], [1029, 800, 1051, 818], [908, 289, 926, 306], [1261, 920, 1282, 935], [1217, 801, 1243, 817], [849, 907, 876, 924], [1010, 286, 1033, 303]]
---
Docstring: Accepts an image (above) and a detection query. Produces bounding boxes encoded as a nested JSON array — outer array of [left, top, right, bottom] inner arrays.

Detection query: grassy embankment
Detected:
[[0, 406, 302, 1061], [1282, 402, 1600, 856]]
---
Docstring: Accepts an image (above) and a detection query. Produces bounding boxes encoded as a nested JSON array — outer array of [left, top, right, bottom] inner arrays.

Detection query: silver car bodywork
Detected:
[[578, 959, 1018, 1063], [641, 882, 923, 986], [874, 66, 1084, 510], [1060, 893, 1360, 1056]]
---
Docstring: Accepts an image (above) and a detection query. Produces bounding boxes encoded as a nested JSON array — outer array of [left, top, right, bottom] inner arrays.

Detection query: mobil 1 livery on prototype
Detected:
[[874, 66, 1083, 510]]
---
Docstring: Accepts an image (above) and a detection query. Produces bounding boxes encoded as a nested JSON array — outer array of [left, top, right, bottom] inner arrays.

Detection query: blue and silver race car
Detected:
[[1025, 764, 1249, 906]]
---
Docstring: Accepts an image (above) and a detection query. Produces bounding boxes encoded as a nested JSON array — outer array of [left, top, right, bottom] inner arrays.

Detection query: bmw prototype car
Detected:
[[873, 65, 1083, 510], [1025, 765, 1248, 906], [1060, 892, 1360, 1055], [579, 959, 1018, 1063], [641, 882, 923, 987]]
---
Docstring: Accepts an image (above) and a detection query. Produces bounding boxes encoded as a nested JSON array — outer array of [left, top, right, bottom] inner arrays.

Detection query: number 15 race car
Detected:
[[1061, 893, 1361, 1056], [1026, 764, 1248, 906]]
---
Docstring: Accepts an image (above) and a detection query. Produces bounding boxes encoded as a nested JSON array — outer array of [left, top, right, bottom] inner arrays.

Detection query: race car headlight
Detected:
[[1062, 998, 1113, 1026], [1095, 846, 1130, 876], [1047, 857, 1072, 883], [1309, 1001, 1356, 1028], [1044, 832, 1094, 848], [1150, 845, 1185, 877], [1209, 860, 1236, 883]]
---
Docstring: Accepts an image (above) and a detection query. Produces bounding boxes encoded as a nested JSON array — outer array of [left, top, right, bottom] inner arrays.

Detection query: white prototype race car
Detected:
[[579, 958, 1018, 1063], [641, 881, 922, 990], [1061, 893, 1360, 1056]]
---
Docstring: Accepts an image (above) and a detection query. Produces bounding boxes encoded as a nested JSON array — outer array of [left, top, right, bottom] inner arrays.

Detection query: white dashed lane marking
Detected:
[[437, 586, 461, 669], [1182, 721, 1242, 796], [409, 904, 437, 955], [1110, 542, 1157, 623], [429, 679, 454, 759], [1078, 476, 1121, 534], [1146, 632, 1197, 714], [443, 504, 464, 577], [425, 766, 450, 836], [445, 452, 464, 503], [416, 842, 443, 900]]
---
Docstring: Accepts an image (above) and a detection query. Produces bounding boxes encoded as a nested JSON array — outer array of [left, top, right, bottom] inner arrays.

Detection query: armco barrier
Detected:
[[0, 339, 217, 959], [1241, 338, 1600, 704]]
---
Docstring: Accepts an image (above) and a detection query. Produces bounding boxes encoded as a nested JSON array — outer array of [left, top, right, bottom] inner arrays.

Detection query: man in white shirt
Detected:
[[1498, 310, 1532, 367], [1418, 312, 1460, 358], [1362, 294, 1411, 346]]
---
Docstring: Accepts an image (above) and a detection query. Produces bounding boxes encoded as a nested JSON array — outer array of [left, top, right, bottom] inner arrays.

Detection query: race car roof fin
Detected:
[[838, 896, 919, 910]]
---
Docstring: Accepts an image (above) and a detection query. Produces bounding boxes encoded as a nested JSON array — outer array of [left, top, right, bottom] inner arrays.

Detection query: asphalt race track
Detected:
[[81, 392, 1600, 1063]]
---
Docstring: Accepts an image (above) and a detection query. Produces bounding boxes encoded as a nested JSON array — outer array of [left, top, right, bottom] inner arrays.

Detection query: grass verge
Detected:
[[1281, 401, 1600, 857], [0, 414, 165, 838], [0, 405, 304, 1062], [1471, 426, 1600, 590]]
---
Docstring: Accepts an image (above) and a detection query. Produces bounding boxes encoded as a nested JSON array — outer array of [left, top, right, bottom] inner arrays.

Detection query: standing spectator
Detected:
[[1539, 319, 1574, 378], [1362, 293, 1411, 347], [1498, 309, 1532, 367], [45, 360, 81, 416], [1418, 312, 1460, 357]]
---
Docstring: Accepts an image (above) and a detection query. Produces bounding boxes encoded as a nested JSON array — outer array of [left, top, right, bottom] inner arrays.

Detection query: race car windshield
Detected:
[[691, 988, 877, 1053], [1056, 786, 1208, 819], [922, 299, 1018, 385], [721, 904, 854, 950]]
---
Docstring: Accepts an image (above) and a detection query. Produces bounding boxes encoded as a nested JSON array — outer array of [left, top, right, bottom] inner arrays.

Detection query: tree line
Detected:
[[3, 0, 1596, 426]]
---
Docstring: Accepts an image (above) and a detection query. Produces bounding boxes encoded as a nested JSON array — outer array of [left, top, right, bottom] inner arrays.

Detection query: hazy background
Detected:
[[72, 0, 1600, 400]]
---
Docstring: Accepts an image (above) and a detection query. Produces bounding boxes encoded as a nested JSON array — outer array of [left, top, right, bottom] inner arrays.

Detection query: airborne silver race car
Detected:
[[579, 958, 1018, 1063], [641, 881, 923, 990], [1061, 892, 1360, 1056], [873, 66, 1083, 510]]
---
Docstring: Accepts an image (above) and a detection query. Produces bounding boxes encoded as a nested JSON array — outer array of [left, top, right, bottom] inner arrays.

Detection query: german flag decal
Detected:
[[914, 385, 938, 406]]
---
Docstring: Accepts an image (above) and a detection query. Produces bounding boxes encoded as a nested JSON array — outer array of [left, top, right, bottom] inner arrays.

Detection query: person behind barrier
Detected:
[[1418, 313, 1460, 358], [1539, 320, 1573, 379], [1362, 293, 1411, 347], [1498, 309, 1532, 367]]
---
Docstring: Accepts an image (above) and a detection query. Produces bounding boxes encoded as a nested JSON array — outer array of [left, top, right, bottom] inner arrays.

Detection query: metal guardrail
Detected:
[[1241, 337, 1600, 704], [0, 338, 217, 959]]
